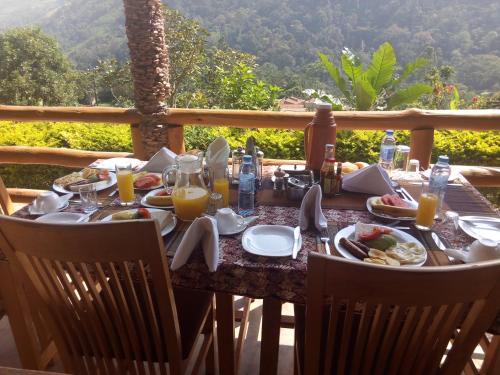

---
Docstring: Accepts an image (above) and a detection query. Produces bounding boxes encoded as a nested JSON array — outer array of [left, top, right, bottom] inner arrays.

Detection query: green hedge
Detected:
[[0, 121, 499, 189]]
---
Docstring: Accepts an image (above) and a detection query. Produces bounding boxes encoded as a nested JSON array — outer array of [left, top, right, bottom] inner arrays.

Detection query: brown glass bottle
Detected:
[[320, 144, 337, 197]]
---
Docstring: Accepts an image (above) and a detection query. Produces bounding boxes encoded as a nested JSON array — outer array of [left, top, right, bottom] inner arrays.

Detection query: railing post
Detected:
[[166, 124, 185, 154], [409, 128, 434, 170], [130, 123, 146, 160]]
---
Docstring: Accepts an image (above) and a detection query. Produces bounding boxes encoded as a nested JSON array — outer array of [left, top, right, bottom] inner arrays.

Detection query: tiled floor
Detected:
[[0, 299, 296, 374]]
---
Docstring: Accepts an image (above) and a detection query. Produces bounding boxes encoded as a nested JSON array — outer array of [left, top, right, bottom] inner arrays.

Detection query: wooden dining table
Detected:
[[1, 167, 499, 375]]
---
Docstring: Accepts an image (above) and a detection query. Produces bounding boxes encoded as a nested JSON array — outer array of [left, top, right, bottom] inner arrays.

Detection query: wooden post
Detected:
[[409, 128, 434, 169]]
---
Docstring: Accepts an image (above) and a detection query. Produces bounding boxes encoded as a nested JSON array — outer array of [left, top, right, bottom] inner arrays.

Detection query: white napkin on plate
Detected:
[[171, 216, 219, 272], [140, 147, 177, 173], [342, 164, 395, 196], [205, 136, 230, 173], [299, 184, 327, 231]]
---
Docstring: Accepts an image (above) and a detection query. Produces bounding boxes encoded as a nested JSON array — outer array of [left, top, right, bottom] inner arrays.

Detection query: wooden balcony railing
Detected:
[[0, 105, 499, 200]]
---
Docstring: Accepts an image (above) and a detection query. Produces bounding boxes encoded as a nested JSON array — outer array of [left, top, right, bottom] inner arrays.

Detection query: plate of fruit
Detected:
[[53, 168, 116, 194], [133, 172, 163, 190], [141, 188, 173, 209], [334, 223, 427, 267], [101, 208, 176, 236], [366, 193, 418, 221]]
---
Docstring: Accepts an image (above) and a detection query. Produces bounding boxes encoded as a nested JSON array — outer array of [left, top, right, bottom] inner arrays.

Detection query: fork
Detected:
[[320, 227, 331, 255]]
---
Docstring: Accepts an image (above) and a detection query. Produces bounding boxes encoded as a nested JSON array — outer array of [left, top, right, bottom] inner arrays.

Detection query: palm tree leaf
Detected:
[[387, 83, 432, 109], [318, 51, 351, 101], [341, 48, 363, 86], [354, 78, 376, 110], [394, 57, 428, 87], [365, 42, 396, 92]]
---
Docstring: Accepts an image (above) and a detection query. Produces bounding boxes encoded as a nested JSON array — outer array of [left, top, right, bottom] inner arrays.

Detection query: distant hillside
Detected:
[[0, 0, 63, 29], [1, 0, 499, 91]]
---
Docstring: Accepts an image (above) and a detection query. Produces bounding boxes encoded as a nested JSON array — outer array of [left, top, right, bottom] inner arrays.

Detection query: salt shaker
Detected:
[[273, 167, 286, 191], [231, 146, 245, 184]]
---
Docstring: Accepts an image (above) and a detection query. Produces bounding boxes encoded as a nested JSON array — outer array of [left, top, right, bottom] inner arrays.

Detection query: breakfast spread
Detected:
[[54, 168, 110, 190], [370, 193, 417, 217], [133, 172, 162, 189], [339, 223, 426, 266]]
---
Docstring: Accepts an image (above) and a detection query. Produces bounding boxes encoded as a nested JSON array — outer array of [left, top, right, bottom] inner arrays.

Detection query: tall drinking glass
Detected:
[[210, 167, 229, 207], [415, 182, 438, 230], [79, 184, 98, 213], [116, 162, 135, 206]]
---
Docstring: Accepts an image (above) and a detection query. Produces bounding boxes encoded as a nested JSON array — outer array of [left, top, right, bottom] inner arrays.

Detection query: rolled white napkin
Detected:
[[206, 136, 230, 174], [140, 147, 177, 173], [171, 216, 219, 272], [342, 164, 395, 196], [299, 184, 327, 231]]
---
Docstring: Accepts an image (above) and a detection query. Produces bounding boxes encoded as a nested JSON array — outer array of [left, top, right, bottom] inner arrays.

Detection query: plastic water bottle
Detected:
[[379, 129, 396, 171], [238, 155, 255, 216], [429, 155, 451, 215]]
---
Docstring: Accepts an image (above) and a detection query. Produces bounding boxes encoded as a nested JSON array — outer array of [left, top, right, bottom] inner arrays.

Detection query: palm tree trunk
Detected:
[[122, 0, 184, 159]]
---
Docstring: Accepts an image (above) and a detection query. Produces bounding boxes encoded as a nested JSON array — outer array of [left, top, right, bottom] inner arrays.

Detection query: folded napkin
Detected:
[[206, 136, 230, 176], [140, 147, 177, 173], [299, 184, 327, 231], [171, 216, 219, 272], [342, 164, 395, 196]]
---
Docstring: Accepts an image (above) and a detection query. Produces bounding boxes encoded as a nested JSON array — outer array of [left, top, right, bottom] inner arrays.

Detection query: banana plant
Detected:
[[318, 42, 432, 110]]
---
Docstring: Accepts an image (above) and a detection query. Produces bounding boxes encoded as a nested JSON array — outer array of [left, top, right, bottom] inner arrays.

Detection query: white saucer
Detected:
[[242, 225, 302, 257], [458, 216, 500, 243], [35, 212, 89, 223], [219, 222, 248, 236], [28, 201, 69, 216]]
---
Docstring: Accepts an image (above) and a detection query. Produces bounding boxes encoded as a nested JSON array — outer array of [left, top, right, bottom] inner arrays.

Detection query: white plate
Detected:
[[366, 196, 418, 222], [35, 212, 89, 223], [458, 216, 500, 243], [133, 172, 163, 191], [141, 188, 173, 209], [242, 225, 302, 257], [100, 208, 177, 236], [28, 200, 69, 216], [89, 157, 142, 171], [53, 172, 117, 194], [334, 224, 427, 267]]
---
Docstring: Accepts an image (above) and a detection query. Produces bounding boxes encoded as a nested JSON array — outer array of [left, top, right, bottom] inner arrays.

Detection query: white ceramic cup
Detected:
[[467, 238, 500, 262], [34, 191, 60, 213], [215, 208, 241, 231]]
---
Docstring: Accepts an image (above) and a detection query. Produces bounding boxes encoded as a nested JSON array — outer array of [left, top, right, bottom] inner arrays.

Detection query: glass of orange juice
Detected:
[[116, 162, 135, 206], [415, 183, 438, 230], [210, 167, 230, 207]]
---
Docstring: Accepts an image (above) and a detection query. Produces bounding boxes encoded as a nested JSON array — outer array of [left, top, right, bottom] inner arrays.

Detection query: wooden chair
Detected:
[[0, 216, 215, 375], [0, 175, 14, 215], [296, 253, 500, 375]]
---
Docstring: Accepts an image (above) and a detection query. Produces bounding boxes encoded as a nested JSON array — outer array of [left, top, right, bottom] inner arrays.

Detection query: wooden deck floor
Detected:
[[0, 298, 296, 374]]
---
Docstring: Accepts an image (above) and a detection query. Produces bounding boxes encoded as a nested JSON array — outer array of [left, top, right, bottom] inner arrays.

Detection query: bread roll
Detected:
[[342, 162, 359, 174], [355, 161, 369, 169]]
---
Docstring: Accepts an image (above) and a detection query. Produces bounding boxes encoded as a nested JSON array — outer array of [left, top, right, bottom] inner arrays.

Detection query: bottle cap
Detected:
[[438, 155, 449, 164], [316, 102, 332, 110], [385, 129, 394, 135], [243, 155, 253, 163]]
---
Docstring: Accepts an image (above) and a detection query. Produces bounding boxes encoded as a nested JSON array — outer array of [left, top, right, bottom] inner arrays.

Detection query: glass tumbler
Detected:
[[415, 182, 438, 230], [116, 162, 135, 206], [79, 184, 98, 213]]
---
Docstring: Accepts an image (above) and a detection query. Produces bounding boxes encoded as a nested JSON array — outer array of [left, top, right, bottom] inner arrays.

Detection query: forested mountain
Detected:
[[0, 0, 498, 91]]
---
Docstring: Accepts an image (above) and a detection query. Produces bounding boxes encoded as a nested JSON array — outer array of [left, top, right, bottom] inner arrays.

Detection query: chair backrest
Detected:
[[304, 253, 500, 375], [0, 175, 14, 215], [0, 216, 184, 375]]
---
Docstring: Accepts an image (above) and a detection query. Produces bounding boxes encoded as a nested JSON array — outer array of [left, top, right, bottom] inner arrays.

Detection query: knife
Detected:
[[292, 226, 301, 259]]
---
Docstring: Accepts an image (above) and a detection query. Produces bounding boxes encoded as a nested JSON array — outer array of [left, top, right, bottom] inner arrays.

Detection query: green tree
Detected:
[[317, 42, 432, 110], [0, 27, 77, 105]]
